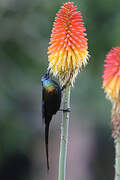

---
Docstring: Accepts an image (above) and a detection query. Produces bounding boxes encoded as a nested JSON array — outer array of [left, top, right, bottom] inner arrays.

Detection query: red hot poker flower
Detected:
[[102, 47, 120, 103], [48, 2, 89, 85]]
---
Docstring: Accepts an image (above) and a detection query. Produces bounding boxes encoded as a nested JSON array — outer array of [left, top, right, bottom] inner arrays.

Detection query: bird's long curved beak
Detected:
[[46, 68, 51, 76]]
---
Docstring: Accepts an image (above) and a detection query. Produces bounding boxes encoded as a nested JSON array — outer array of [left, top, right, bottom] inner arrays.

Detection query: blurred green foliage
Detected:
[[0, 0, 120, 179]]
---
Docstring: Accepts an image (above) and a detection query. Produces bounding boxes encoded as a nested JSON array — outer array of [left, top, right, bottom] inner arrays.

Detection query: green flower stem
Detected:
[[58, 86, 71, 180], [115, 136, 120, 180]]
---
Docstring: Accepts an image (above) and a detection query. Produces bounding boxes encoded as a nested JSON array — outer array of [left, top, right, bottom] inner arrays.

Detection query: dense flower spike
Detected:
[[48, 2, 89, 85], [102, 47, 120, 103]]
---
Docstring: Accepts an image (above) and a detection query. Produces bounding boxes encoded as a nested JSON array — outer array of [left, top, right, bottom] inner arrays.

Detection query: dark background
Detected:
[[0, 0, 120, 179]]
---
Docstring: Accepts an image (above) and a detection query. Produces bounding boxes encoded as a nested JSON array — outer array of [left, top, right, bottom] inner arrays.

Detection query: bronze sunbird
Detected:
[[41, 70, 70, 170]]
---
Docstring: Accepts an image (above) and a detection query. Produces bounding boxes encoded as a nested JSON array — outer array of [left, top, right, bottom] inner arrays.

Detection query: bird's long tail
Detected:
[[45, 118, 51, 170]]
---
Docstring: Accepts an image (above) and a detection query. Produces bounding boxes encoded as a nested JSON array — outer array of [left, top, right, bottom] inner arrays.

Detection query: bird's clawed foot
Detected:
[[59, 107, 71, 112]]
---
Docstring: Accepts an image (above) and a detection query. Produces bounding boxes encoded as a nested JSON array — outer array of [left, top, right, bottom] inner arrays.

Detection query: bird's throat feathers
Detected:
[[44, 80, 56, 93]]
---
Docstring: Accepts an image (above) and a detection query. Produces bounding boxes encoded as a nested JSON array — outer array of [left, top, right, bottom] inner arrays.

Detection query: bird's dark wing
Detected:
[[42, 87, 45, 124], [42, 87, 53, 170]]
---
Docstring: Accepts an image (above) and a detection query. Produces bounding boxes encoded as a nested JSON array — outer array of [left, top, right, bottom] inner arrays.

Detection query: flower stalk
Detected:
[[112, 103, 120, 180], [58, 86, 70, 180], [115, 136, 120, 180]]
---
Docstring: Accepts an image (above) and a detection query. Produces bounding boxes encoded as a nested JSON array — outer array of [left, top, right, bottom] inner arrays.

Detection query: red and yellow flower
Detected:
[[48, 2, 89, 85], [102, 47, 120, 103]]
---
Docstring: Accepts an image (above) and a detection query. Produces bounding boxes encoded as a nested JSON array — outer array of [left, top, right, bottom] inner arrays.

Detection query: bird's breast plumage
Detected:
[[42, 79, 62, 118]]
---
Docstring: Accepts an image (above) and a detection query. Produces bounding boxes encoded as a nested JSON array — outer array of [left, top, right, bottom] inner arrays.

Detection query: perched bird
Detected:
[[41, 70, 64, 170]]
